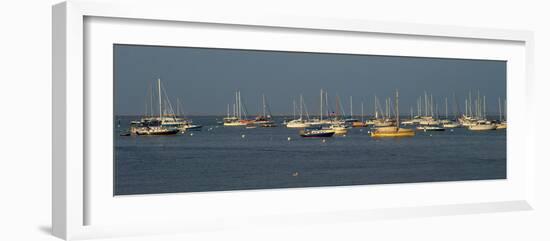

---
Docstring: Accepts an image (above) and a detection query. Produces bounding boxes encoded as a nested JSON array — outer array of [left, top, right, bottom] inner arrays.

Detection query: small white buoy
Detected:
[[322, 139, 326, 143], [292, 172, 299, 177], [287, 137, 291, 141], [343, 134, 346, 137], [429, 134, 433, 137], [450, 129, 454, 132], [190, 133, 194, 136], [360, 129, 363, 132], [367, 131, 371, 134], [241, 134, 246, 138]]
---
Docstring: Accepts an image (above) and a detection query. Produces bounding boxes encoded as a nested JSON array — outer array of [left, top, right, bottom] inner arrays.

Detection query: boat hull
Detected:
[[468, 124, 497, 131], [370, 128, 415, 137], [419, 126, 445, 131], [299, 129, 335, 137], [182, 124, 202, 131], [351, 121, 367, 127], [286, 122, 311, 128], [135, 129, 179, 136], [223, 122, 246, 126], [443, 123, 460, 128]]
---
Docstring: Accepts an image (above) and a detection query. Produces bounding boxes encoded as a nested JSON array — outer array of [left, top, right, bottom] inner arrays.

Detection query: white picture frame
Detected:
[[52, 1, 535, 240]]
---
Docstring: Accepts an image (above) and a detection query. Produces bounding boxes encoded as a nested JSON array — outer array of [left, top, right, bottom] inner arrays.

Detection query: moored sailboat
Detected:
[[287, 95, 311, 128], [224, 91, 253, 126], [254, 94, 276, 127], [132, 79, 180, 135], [371, 90, 415, 138], [496, 97, 507, 129]]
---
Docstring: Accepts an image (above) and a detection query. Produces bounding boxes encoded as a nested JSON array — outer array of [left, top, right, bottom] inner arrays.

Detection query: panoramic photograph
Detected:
[[114, 44, 507, 195]]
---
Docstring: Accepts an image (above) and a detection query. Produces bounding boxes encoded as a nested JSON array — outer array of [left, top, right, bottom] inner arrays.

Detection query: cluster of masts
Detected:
[[124, 79, 202, 136], [120, 79, 506, 137]]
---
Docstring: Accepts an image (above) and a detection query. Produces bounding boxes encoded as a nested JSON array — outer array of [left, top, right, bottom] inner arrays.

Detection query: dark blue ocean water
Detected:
[[114, 116, 506, 195]]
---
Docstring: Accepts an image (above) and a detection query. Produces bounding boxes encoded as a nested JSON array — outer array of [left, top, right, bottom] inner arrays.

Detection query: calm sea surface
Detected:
[[114, 115, 506, 195]]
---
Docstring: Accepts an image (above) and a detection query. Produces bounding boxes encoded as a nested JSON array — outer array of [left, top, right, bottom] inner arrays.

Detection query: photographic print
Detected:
[[114, 44, 506, 195]]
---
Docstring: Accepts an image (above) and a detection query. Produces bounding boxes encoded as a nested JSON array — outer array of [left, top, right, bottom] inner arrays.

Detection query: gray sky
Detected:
[[114, 44, 506, 116]]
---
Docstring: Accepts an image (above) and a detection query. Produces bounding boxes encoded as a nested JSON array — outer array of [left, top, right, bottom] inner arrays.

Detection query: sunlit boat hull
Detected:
[[443, 123, 461, 128], [370, 127, 415, 137], [468, 124, 497, 131], [223, 122, 247, 126], [286, 120, 311, 128]]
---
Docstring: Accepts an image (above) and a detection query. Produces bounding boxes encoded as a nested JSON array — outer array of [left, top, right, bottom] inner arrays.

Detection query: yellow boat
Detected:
[[370, 126, 415, 137], [370, 90, 415, 138]]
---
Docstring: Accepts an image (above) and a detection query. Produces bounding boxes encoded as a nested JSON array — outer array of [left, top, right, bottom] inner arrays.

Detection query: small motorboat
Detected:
[[261, 123, 277, 127], [183, 124, 202, 131], [119, 131, 131, 136], [299, 127, 335, 137], [419, 125, 445, 131], [468, 123, 497, 131], [135, 126, 180, 135], [443, 122, 461, 128]]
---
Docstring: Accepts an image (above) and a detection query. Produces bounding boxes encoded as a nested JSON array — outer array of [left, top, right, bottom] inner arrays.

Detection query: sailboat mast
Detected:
[[483, 96, 486, 119], [320, 89, 323, 121], [430, 94, 434, 117], [325, 92, 329, 118], [361, 102, 364, 122], [466, 98, 469, 117], [389, 98, 391, 118], [374, 96, 378, 119], [262, 94, 266, 117], [477, 90, 481, 118], [150, 82, 154, 117], [336, 96, 341, 120], [386, 98, 389, 118], [176, 98, 180, 117], [469, 91, 472, 117], [158, 78, 162, 121], [238, 91, 242, 119], [435, 102, 439, 119], [293, 99, 296, 119], [395, 90, 400, 129], [417, 97, 421, 117], [300, 95, 303, 120], [445, 97, 448, 119], [236, 91, 240, 119], [424, 91, 428, 116]]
